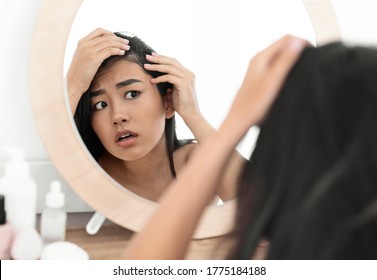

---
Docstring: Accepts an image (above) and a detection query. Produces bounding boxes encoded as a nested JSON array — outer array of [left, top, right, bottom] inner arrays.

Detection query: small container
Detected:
[[40, 181, 67, 245], [0, 195, 14, 259], [41, 241, 89, 260]]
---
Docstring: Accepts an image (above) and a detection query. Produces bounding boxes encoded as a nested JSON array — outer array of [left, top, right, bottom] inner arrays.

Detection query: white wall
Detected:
[[0, 0, 44, 161], [332, 0, 377, 45], [0, 0, 92, 213]]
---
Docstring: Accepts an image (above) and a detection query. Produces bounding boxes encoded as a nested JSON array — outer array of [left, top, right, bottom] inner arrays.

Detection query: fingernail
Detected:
[[151, 52, 158, 56], [120, 50, 125, 55], [289, 39, 306, 51], [123, 39, 129, 44], [124, 45, 130, 50], [257, 238, 270, 247]]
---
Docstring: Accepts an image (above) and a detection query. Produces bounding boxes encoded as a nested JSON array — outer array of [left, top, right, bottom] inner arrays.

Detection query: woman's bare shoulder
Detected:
[[173, 142, 197, 171]]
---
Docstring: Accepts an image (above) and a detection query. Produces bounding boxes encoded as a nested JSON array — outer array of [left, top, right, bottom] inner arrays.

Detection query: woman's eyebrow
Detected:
[[89, 79, 143, 98], [116, 78, 142, 89], [89, 89, 104, 98]]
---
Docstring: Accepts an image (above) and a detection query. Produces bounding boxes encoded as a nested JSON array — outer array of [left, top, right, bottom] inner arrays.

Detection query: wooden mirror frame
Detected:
[[29, 0, 340, 239]]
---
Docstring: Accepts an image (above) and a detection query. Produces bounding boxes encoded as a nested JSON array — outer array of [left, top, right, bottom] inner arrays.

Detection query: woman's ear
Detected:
[[164, 88, 175, 119]]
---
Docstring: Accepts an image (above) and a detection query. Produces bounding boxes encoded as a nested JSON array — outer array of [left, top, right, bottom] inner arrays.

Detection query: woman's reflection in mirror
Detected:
[[67, 28, 243, 201]]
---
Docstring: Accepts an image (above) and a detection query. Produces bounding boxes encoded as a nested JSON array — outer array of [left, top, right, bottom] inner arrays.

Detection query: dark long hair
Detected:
[[230, 43, 377, 259], [74, 32, 192, 177]]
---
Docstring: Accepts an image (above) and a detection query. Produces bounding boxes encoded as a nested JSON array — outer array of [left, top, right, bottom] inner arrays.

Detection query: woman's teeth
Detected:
[[118, 134, 132, 142]]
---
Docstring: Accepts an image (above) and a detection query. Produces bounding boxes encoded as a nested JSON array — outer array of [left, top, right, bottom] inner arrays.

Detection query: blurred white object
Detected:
[[86, 211, 106, 235], [41, 180, 67, 244], [41, 241, 89, 260], [11, 228, 43, 260], [0, 146, 37, 233]]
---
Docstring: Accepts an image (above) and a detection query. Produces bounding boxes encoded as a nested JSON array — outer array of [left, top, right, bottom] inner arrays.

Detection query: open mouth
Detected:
[[117, 133, 135, 142], [115, 129, 138, 144]]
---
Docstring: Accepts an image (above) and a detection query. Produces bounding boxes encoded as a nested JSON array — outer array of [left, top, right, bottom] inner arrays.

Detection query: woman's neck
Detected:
[[98, 136, 174, 201]]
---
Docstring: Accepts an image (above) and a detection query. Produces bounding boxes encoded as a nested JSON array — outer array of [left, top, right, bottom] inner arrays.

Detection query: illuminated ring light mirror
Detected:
[[30, 0, 340, 238]]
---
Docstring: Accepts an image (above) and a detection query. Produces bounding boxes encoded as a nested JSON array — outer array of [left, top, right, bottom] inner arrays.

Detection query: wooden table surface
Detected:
[[65, 224, 235, 260], [66, 224, 134, 260]]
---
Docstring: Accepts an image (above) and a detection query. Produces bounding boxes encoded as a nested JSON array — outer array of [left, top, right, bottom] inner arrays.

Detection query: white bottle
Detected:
[[40, 181, 67, 244], [0, 146, 37, 233], [0, 195, 14, 259]]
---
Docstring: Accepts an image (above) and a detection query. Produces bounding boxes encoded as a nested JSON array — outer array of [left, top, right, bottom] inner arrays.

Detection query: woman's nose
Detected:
[[112, 118, 127, 126], [111, 107, 128, 126]]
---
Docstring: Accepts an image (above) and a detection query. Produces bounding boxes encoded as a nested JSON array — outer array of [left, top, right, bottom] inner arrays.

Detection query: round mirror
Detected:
[[30, 0, 340, 238]]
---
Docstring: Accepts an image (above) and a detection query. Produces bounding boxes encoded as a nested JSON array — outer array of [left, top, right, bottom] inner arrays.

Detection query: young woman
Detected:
[[67, 28, 243, 201], [122, 35, 377, 259]]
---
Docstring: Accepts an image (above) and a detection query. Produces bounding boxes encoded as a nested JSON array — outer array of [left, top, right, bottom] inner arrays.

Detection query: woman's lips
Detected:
[[115, 129, 138, 147], [115, 129, 137, 142]]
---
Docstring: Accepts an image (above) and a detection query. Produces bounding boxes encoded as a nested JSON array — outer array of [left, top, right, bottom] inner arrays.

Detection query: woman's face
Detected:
[[89, 59, 171, 162]]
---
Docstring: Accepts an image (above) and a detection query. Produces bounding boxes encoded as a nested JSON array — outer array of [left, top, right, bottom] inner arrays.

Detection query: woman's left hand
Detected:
[[144, 53, 200, 120]]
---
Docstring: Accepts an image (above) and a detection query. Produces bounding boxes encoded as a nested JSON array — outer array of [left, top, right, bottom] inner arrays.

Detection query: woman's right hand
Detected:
[[67, 28, 130, 113]]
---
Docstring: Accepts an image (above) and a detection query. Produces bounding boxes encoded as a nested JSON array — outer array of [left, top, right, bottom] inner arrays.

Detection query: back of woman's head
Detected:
[[231, 42, 377, 259]]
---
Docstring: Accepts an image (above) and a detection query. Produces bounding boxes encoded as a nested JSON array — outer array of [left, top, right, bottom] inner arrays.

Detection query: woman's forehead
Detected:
[[92, 59, 150, 88]]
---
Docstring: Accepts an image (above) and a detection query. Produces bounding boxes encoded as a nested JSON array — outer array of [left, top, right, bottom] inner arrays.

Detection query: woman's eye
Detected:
[[125, 91, 140, 99], [94, 101, 107, 111]]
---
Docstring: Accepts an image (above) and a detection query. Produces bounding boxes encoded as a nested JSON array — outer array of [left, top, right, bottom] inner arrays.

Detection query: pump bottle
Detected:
[[0, 146, 37, 233], [40, 181, 67, 244], [0, 195, 14, 259]]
